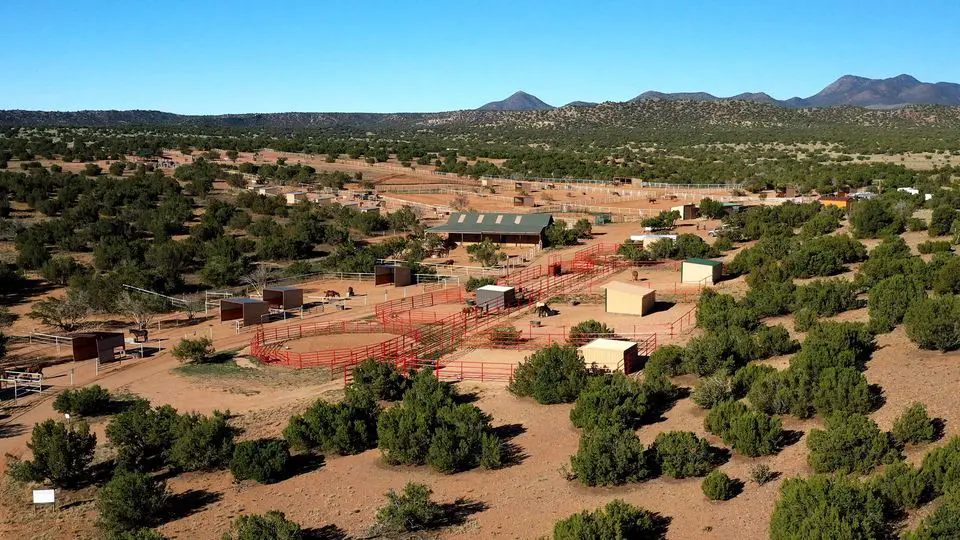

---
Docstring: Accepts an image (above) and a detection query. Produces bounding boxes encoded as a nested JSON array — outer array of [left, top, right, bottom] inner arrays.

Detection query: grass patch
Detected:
[[174, 349, 252, 377]]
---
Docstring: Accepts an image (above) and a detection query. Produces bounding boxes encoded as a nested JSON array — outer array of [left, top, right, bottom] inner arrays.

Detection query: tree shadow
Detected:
[[491, 423, 526, 440], [287, 453, 326, 478], [646, 514, 672, 540], [303, 524, 351, 540], [777, 429, 805, 451], [0, 422, 26, 439], [452, 391, 480, 404], [726, 478, 746, 499], [165, 489, 223, 520], [709, 446, 732, 467], [436, 498, 489, 527], [74, 459, 118, 489], [646, 301, 676, 316], [642, 387, 689, 425], [933, 418, 948, 442], [491, 423, 528, 468], [869, 384, 887, 412]]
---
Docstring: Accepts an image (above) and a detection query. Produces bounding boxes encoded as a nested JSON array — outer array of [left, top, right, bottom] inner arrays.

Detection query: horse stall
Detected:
[[476, 285, 516, 310], [220, 298, 270, 326], [374, 264, 413, 287], [263, 286, 304, 310], [579, 338, 639, 374], [72, 332, 125, 363]]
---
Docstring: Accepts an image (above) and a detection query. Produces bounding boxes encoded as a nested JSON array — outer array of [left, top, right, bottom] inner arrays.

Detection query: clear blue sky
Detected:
[[2, 0, 958, 114]]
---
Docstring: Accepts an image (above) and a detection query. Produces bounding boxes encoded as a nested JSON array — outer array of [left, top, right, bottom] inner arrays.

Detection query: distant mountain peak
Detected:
[[478, 91, 554, 111]]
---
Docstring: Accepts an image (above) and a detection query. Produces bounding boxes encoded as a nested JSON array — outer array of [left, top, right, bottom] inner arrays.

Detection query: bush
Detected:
[[348, 359, 407, 401], [704, 400, 782, 457], [96, 470, 168, 534], [283, 396, 379, 455], [171, 336, 215, 364], [568, 320, 613, 346], [917, 240, 952, 254], [377, 372, 503, 473], [907, 217, 928, 232], [106, 400, 180, 472], [569, 426, 650, 486], [812, 367, 872, 417], [168, 411, 235, 471], [223, 511, 303, 540], [552, 499, 666, 540], [870, 460, 927, 514], [932, 256, 960, 295], [919, 436, 960, 496], [902, 490, 960, 540], [731, 363, 776, 398], [509, 344, 588, 404], [464, 276, 497, 292], [7, 420, 96, 487], [928, 205, 957, 237], [690, 372, 732, 409], [681, 329, 755, 376], [644, 345, 685, 377], [905, 295, 960, 351], [53, 385, 112, 417], [701, 470, 737, 501], [868, 274, 925, 333], [892, 402, 936, 446], [793, 278, 860, 318], [651, 431, 716, 478], [489, 324, 522, 346], [230, 439, 290, 484], [850, 198, 902, 238], [745, 279, 796, 318], [696, 289, 759, 333], [704, 400, 749, 438], [749, 463, 775, 485], [752, 325, 799, 358], [569, 373, 650, 430], [770, 475, 885, 540], [807, 414, 895, 474], [793, 307, 817, 332], [374, 482, 444, 534]]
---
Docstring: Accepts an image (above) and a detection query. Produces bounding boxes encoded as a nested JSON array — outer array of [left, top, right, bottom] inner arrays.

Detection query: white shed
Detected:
[[681, 258, 723, 285], [579, 338, 639, 373]]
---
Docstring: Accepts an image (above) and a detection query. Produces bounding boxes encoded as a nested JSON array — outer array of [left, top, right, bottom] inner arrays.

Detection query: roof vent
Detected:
[[514, 216, 523, 224], [477, 214, 485, 223], [495, 215, 503, 224], [457, 214, 466, 223]]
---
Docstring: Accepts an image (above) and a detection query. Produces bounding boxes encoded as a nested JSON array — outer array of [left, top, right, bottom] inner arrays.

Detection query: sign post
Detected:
[[32, 489, 55, 513]]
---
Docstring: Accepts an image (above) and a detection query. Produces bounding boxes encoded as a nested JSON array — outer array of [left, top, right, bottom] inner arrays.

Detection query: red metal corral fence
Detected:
[[375, 287, 464, 321]]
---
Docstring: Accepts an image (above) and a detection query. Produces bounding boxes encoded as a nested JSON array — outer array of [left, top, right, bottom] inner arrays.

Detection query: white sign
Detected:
[[32, 489, 55, 504]]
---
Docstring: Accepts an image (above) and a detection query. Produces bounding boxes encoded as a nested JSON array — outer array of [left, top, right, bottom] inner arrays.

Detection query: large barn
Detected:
[[427, 212, 554, 246]]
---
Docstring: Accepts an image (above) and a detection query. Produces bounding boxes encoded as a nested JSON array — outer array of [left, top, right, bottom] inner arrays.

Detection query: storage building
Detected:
[[220, 298, 270, 326], [819, 195, 851, 209], [427, 212, 554, 246], [72, 332, 126, 363], [374, 264, 413, 287], [513, 195, 535, 207], [681, 258, 723, 285], [263, 286, 304, 310], [671, 203, 698, 220], [475, 285, 515, 310], [579, 338, 639, 374], [603, 282, 656, 316]]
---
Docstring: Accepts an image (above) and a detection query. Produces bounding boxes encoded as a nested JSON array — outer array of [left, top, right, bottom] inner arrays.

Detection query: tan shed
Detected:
[[681, 258, 723, 285], [603, 281, 656, 316], [579, 338, 639, 373], [671, 203, 699, 220]]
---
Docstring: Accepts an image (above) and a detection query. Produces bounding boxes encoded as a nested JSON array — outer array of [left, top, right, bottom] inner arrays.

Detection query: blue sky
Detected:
[[1, 0, 958, 114]]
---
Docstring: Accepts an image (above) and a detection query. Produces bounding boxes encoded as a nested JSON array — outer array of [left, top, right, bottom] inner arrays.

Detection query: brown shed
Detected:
[[374, 264, 413, 287], [72, 332, 125, 363], [220, 298, 270, 326], [263, 286, 304, 310], [513, 195, 534, 207]]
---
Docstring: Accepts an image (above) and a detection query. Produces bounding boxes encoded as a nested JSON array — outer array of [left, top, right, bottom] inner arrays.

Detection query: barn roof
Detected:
[[427, 212, 553, 235], [602, 281, 656, 297], [684, 258, 723, 267], [579, 338, 638, 352]]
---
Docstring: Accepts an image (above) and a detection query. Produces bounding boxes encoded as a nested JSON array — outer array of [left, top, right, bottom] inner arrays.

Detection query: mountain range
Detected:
[[478, 74, 960, 110]]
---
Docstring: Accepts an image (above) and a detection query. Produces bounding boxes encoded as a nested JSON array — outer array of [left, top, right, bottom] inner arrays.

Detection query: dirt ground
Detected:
[[282, 332, 398, 353]]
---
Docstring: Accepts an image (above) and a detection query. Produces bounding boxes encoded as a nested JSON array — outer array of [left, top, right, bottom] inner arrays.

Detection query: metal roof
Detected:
[[427, 212, 553, 235], [223, 297, 268, 304], [579, 338, 637, 352], [477, 285, 514, 293], [263, 286, 300, 292], [684, 258, 723, 267], [602, 281, 656, 297]]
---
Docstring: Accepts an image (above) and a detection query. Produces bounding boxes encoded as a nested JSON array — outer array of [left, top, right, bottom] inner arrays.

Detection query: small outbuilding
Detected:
[[72, 332, 125, 363], [475, 285, 516, 310], [671, 203, 699, 220], [374, 264, 413, 287], [285, 192, 307, 205], [513, 195, 535, 207], [681, 258, 723, 285], [220, 298, 270, 326], [603, 282, 656, 316], [819, 195, 851, 209], [579, 338, 639, 374], [263, 286, 304, 310]]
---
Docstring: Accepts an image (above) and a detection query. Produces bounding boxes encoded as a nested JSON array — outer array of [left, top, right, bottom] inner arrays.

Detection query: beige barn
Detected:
[[671, 203, 698, 220], [681, 258, 723, 285], [603, 281, 656, 316], [579, 338, 640, 373]]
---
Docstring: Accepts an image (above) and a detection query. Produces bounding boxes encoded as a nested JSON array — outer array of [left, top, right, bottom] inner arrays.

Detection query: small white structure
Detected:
[[476, 285, 516, 310], [897, 187, 920, 195], [579, 338, 639, 373], [286, 192, 307, 205], [628, 234, 677, 245], [681, 258, 723, 285], [603, 281, 656, 316]]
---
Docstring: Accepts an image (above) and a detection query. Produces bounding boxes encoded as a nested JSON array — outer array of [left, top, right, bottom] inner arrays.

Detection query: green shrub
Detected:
[[681, 329, 755, 376], [568, 320, 614, 346], [704, 400, 749, 438], [53, 385, 112, 416], [696, 289, 759, 333], [569, 373, 649, 430], [748, 463, 775, 485], [106, 400, 180, 472], [96, 470, 168, 534], [870, 460, 927, 514], [793, 307, 818, 332], [892, 402, 936, 446], [283, 395, 379, 455], [509, 344, 588, 404], [770, 475, 885, 540], [731, 363, 776, 398], [812, 367, 872, 417], [905, 295, 960, 351], [701, 470, 737, 500], [552, 500, 666, 540], [569, 426, 650, 486], [902, 490, 960, 540], [917, 240, 952, 254], [168, 411, 235, 471], [651, 431, 716, 478], [348, 359, 407, 401], [807, 414, 895, 474], [223, 511, 303, 540], [782, 234, 865, 278], [690, 372, 732, 409], [644, 345, 685, 377], [751, 325, 799, 358], [373, 482, 444, 534], [919, 436, 960, 496], [868, 274, 925, 333], [465, 276, 497, 292], [793, 278, 860, 318], [907, 217, 928, 232], [230, 439, 290, 484], [744, 280, 796, 318], [850, 198, 902, 238], [171, 336, 215, 364], [7, 419, 96, 488], [705, 400, 782, 456], [377, 372, 503, 473], [928, 205, 956, 237]]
